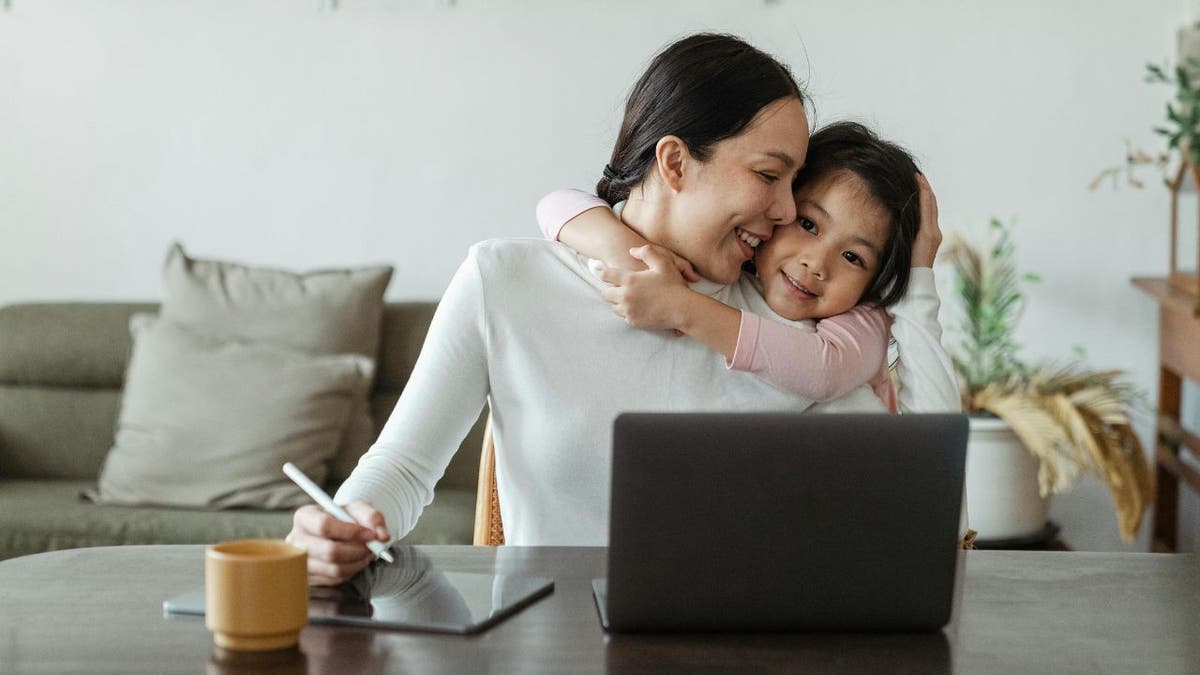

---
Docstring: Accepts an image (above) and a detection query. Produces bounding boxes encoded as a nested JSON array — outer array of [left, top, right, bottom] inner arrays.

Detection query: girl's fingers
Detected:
[[917, 173, 939, 230], [600, 286, 620, 305], [675, 256, 700, 282], [630, 245, 674, 273], [908, 173, 942, 268], [598, 266, 629, 286], [927, 180, 939, 224]]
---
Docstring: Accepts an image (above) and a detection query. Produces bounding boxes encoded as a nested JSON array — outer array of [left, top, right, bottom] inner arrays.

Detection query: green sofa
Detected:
[[0, 302, 487, 561]]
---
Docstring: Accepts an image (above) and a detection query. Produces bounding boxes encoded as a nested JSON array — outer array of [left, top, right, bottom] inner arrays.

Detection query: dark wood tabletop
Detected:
[[0, 545, 1195, 674]]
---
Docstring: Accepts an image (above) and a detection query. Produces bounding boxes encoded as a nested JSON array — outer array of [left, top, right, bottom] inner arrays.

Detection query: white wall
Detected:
[[2, 0, 1194, 551]]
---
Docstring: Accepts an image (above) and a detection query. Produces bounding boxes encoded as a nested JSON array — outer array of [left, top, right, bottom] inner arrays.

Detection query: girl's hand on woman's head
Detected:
[[599, 245, 697, 331], [911, 173, 942, 268]]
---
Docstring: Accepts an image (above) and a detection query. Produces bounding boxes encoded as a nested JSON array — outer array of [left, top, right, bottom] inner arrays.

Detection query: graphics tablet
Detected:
[[164, 546, 554, 635]]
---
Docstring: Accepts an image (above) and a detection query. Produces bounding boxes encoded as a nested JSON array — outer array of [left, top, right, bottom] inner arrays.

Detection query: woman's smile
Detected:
[[737, 228, 764, 248], [734, 228, 766, 261]]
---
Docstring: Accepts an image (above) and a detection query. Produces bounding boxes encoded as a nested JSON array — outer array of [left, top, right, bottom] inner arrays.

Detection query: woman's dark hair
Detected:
[[597, 33, 804, 204], [793, 121, 921, 308]]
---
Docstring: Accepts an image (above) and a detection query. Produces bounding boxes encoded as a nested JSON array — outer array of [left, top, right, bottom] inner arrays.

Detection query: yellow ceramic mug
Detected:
[[205, 539, 308, 651]]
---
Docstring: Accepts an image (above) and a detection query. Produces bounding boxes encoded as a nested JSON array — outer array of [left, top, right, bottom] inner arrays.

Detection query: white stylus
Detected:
[[282, 462, 395, 564]]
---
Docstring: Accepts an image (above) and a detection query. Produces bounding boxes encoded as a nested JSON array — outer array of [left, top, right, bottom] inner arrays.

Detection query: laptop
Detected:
[[593, 412, 968, 633]]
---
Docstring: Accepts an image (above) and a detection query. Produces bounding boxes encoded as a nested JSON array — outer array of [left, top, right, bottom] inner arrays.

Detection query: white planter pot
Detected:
[[965, 416, 1050, 540]]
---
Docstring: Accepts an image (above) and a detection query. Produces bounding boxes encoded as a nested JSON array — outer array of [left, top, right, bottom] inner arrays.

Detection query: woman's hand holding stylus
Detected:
[[287, 501, 390, 586]]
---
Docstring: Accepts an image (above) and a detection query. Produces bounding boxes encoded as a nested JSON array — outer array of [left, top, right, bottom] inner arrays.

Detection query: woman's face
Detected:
[[755, 171, 891, 321], [660, 97, 810, 284]]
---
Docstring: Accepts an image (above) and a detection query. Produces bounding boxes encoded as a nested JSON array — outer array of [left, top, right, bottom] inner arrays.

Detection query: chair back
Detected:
[[472, 414, 505, 546]]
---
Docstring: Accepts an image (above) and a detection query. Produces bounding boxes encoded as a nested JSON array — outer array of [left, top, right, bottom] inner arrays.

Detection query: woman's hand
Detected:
[[286, 501, 390, 586], [599, 245, 697, 331], [911, 173, 942, 268]]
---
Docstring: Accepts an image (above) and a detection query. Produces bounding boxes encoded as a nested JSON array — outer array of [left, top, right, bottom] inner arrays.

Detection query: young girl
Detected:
[[537, 121, 934, 409]]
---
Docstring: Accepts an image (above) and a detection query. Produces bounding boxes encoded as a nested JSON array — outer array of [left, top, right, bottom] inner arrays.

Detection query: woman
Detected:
[[288, 33, 958, 586]]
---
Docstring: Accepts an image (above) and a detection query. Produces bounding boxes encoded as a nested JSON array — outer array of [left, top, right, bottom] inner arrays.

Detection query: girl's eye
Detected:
[[797, 218, 817, 233], [842, 251, 865, 267], [756, 171, 779, 183]]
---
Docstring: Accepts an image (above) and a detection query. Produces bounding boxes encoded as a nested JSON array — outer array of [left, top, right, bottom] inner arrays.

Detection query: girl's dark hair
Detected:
[[597, 33, 804, 204], [794, 121, 921, 308]]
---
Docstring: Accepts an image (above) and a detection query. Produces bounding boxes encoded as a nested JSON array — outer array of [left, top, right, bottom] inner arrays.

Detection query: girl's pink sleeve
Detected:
[[534, 189, 609, 241], [729, 305, 890, 402]]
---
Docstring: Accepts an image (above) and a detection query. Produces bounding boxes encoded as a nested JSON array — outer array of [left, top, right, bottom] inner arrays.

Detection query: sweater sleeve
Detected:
[[728, 304, 889, 401], [334, 247, 490, 540], [890, 267, 970, 538], [534, 189, 610, 241], [888, 267, 961, 413]]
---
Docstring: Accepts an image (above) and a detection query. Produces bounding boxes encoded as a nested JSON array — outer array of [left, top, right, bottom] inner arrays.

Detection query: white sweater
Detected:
[[336, 239, 960, 545]]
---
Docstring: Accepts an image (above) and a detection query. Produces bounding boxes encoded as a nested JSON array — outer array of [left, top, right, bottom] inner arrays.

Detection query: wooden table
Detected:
[[1133, 277, 1200, 552], [0, 546, 1195, 674]]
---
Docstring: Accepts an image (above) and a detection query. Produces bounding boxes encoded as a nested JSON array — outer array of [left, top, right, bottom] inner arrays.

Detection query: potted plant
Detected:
[[943, 219, 1154, 542], [1090, 26, 1200, 192]]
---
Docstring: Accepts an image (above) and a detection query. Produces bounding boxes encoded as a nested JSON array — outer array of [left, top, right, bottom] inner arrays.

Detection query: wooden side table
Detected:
[[1132, 277, 1200, 552]]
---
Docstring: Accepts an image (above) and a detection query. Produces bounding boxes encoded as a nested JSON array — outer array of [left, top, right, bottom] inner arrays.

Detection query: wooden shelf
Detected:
[[1133, 277, 1200, 316], [1134, 276, 1200, 553]]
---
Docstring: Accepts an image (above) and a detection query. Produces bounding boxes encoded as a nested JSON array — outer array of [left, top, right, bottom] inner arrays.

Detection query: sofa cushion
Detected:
[[0, 302, 156, 388], [161, 243, 392, 358], [91, 316, 372, 509], [161, 244, 392, 481], [0, 386, 121, 479], [0, 302, 486, 490], [0, 480, 475, 561]]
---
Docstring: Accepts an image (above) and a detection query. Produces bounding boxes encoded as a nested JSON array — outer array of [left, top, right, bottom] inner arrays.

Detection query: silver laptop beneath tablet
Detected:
[[593, 412, 968, 633]]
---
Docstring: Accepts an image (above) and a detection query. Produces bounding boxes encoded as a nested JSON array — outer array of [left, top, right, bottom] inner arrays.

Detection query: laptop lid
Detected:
[[603, 412, 968, 632]]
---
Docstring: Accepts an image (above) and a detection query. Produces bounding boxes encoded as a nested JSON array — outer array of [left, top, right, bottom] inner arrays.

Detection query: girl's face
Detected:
[[755, 171, 890, 321], [655, 97, 809, 284]]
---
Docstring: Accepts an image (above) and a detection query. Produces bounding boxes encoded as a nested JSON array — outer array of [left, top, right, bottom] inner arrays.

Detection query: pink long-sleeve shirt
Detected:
[[535, 189, 897, 410]]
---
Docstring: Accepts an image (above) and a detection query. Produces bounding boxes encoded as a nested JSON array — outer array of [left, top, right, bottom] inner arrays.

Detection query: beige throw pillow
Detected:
[[90, 316, 373, 509], [160, 244, 392, 480]]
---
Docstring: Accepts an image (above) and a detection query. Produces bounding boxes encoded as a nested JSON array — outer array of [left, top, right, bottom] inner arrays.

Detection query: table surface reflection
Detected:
[[0, 545, 1195, 674]]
